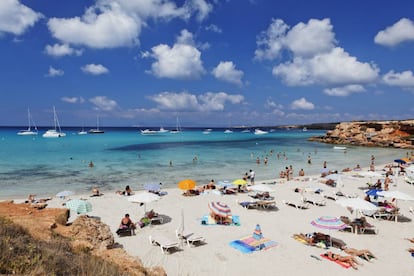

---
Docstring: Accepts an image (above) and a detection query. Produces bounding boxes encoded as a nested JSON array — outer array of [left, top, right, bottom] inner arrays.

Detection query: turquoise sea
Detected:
[[0, 127, 408, 199]]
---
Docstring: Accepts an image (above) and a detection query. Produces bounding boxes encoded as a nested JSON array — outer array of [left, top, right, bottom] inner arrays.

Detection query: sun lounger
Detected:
[[149, 235, 180, 254], [175, 229, 205, 247], [116, 227, 135, 237], [303, 195, 326, 206], [256, 200, 277, 209], [282, 200, 310, 210]]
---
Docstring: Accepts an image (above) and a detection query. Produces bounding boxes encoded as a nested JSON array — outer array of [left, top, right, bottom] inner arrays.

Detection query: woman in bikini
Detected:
[[325, 251, 361, 269]]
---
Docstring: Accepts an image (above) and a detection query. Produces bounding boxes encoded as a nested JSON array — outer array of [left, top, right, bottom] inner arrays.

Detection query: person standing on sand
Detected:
[[249, 169, 255, 185]]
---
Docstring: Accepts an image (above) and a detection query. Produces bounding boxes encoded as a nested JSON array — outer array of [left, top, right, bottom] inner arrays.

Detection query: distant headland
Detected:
[[308, 120, 414, 149]]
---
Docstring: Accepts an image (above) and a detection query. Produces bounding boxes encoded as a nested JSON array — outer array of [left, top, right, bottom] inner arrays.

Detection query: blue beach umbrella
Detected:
[[144, 183, 161, 192], [365, 189, 383, 197], [56, 190, 74, 198]]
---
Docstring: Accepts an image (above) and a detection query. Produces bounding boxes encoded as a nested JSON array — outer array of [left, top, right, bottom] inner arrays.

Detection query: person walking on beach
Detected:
[[249, 169, 255, 185]]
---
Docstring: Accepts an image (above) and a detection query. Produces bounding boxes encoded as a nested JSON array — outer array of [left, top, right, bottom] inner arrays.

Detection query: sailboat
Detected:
[[78, 126, 87, 135], [88, 116, 104, 134], [17, 108, 38, 136], [42, 106, 66, 138], [170, 117, 182, 134]]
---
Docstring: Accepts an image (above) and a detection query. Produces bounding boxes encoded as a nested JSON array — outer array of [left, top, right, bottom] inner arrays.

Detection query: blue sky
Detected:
[[1, 0, 414, 127]]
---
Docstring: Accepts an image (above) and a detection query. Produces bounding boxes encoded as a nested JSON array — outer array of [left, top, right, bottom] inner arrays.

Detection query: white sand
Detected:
[[44, 167, 414, 276]]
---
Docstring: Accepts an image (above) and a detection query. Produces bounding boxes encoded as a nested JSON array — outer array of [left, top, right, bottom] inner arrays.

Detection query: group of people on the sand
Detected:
[[294, 232, 377, 269]]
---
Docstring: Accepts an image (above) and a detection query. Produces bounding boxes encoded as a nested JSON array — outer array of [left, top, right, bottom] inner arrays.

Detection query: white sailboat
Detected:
[[78, 126, 87, 135], [17, 108, 38, 136], [170, 117, 182, 134], [42, 106, 66, 138], [88, 116, 104, 134]]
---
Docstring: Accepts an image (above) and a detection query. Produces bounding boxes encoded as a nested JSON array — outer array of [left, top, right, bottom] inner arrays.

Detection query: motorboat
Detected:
[[141, 129, 158, 135], [158, 127, 169, 133], [254, 129, 268, 135], [333, 146, 347, 150], [202, 128, 212, 134], [224, 129, 233, 134], [42, 106, 66, 138]]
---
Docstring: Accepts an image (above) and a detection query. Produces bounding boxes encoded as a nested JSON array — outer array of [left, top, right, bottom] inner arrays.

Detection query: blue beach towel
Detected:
[[229, 240, 256, 254]]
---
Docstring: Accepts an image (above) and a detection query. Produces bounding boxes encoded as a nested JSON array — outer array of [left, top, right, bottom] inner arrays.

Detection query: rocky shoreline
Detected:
[[308, 120, 414, 149]]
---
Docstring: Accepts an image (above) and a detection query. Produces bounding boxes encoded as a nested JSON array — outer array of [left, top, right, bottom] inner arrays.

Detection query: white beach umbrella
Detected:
[[336, 197, 378, 221], [128, 192, 160, 213], [249, 184, 275, 193], [377, 190, 414, 222]]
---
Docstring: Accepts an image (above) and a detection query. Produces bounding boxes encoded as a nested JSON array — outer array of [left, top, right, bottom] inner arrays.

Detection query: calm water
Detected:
[[0, 127, 408, 199]]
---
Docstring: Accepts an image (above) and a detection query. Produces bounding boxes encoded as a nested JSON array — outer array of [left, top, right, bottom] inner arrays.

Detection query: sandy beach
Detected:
[[11, 163, 414, 275]]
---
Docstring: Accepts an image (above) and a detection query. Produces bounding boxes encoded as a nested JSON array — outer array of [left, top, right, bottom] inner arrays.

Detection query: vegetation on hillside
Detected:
[[0, 216, 126, 276]]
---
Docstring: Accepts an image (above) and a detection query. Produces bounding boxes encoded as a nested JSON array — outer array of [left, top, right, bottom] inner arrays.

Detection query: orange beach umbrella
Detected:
[[178, 179, 197, 190]]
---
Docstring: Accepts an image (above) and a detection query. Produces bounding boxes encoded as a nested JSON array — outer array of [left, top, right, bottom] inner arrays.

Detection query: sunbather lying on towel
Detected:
[[324, 251, 361, 270], [341, 246, 377, 261]]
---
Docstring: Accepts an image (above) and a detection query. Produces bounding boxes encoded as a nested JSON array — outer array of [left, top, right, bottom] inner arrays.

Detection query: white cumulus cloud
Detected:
[[144, 29, 205, 79], [89, 96, 118, 111], [46, 66, 64, 77], [0, 0, 43, 36], [61, 96, 85, 104], [81, 64, 109, 75], [323, 84, 366, 97], [290, 97, 314, 110], [383, 70, 414, 87], [256, 18, 379, 89], [212, 61, 244, 86], [374, 18, 414, 47], [45, 43, 83, 57], [46, 0, 214, 49], [148, 91, 244, 112]]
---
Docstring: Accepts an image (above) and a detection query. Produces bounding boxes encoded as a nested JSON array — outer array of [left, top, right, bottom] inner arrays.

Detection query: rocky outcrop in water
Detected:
[[309, 120, 414, 149]]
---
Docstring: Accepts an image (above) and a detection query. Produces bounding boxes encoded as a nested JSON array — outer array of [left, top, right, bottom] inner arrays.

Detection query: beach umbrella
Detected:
[[208, 202, 231, 218], [394, 158, 410, 164], [336, 197, 378, 221], [311, 216, 347, 230], [377, 190, 414, 222], [365, 189, 383, 197], [128, 192, 160, 213], [325, 174, 339, 181], [144, 183, 161, 192], [65, 199, 92, 214], [252, 224, 264, 240], [311, 216, 346, 246], [56, 190, 74, 198], [217, 180, 232, 189], [232, 179, 247, 186], [178, 179, 196, 190], [249, 184, 275, 193]]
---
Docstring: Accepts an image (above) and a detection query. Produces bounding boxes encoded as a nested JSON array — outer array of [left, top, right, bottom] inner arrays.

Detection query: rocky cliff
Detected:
[[308, 120, 414, 149]]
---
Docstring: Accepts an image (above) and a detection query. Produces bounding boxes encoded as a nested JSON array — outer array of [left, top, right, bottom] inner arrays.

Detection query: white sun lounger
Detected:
[[282, 200, 310, 210], [149, 235, 180, 254], [175, 229, 205, 247]]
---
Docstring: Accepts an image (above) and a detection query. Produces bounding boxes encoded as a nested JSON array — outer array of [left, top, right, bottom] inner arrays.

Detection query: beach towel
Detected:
[[201, 215, 240, 226], [229, 235, 277, 254], [320, 254, 351, 269]]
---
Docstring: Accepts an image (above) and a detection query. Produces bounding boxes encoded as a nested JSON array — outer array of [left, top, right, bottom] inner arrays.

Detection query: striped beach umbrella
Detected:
[[208, 202, 232, 218], [252, 224, 263, 240], [65, 199, 92, 214], [311, 216, 346, 230]]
